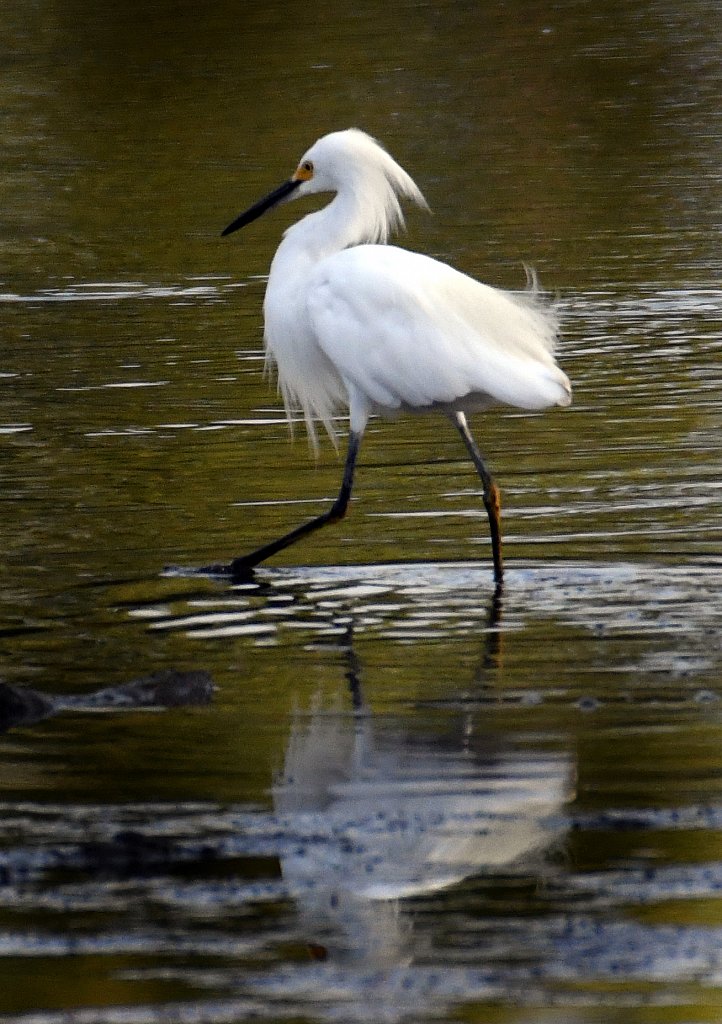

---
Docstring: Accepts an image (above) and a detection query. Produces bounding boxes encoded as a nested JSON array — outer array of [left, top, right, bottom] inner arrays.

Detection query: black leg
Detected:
[[204, 431, 362, 580], [451, 411, 504, 585]]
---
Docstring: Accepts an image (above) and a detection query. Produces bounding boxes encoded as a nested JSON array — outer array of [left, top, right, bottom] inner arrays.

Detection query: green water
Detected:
[[1, 0, 720, 1020]]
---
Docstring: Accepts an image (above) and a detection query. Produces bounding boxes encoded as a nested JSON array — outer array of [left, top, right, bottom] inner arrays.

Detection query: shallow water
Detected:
[[1, 0, 721, 1021]]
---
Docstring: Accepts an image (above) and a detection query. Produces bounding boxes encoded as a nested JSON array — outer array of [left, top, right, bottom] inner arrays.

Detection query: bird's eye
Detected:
[[295, 159, 314, 182]]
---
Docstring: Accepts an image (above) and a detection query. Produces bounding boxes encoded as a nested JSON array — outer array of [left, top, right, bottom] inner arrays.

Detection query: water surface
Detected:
[[1, 0, 720, 1020]]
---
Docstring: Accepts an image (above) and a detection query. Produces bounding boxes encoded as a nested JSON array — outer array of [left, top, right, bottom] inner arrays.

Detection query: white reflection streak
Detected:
[[273, 693, 572, 976]]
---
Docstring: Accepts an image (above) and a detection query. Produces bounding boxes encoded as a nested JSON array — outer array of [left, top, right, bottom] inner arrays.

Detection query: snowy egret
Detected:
[[215, 129, 571, 584]]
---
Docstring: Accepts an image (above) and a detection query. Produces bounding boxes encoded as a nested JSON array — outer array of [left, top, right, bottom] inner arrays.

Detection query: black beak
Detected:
[[221, 178, 302, 237]]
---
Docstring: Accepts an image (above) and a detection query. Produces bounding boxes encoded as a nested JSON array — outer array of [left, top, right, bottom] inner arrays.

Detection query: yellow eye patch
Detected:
[[293, 160, 314, 182]]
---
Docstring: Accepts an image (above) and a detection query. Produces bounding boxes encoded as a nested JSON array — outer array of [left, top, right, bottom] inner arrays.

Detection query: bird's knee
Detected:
[[485, 481, 502, 521], [328, 497, 351, 523]]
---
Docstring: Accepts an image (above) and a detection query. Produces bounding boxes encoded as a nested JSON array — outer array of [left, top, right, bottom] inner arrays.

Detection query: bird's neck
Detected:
[[278, 191, 376, 267]]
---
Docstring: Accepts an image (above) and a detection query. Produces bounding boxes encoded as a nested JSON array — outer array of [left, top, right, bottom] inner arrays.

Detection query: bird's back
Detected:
[[306, 245, 571, 423]]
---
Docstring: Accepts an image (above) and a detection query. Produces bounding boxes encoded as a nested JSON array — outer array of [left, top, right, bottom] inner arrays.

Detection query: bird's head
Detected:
[[222, 129, 428, 243]]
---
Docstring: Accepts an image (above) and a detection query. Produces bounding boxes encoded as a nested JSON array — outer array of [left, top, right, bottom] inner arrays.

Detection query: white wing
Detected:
[[306, 246, 571, 425]]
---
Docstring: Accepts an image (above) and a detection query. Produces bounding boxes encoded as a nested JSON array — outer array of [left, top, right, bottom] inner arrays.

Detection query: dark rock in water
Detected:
[[0, 669, 215, 732], [0, 683, 55, 729], [76, 669, 215, 710]]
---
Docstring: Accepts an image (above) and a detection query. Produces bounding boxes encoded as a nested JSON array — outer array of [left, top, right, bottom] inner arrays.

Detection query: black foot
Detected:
[[227, 557, 258, 582], [198, 562, 235, 578], [162, 561, 255, 581]]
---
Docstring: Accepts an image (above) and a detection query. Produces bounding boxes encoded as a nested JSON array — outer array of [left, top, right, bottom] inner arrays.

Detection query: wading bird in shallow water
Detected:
[[214, 129, 571, 585]]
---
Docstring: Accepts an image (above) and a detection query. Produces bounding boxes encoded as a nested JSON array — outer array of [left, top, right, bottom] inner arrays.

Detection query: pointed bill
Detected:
[[221, 178, 301, 236]]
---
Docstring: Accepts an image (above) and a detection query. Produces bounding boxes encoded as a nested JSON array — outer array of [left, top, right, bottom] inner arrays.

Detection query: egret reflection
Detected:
[[272, 630, 573, 970]]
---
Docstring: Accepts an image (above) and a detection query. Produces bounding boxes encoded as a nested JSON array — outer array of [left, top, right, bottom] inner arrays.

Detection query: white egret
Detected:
[[215, 129, 571, 584]]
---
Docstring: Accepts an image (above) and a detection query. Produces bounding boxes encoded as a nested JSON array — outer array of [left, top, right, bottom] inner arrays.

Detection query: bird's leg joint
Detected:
[[483, 479, 501, 520]]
